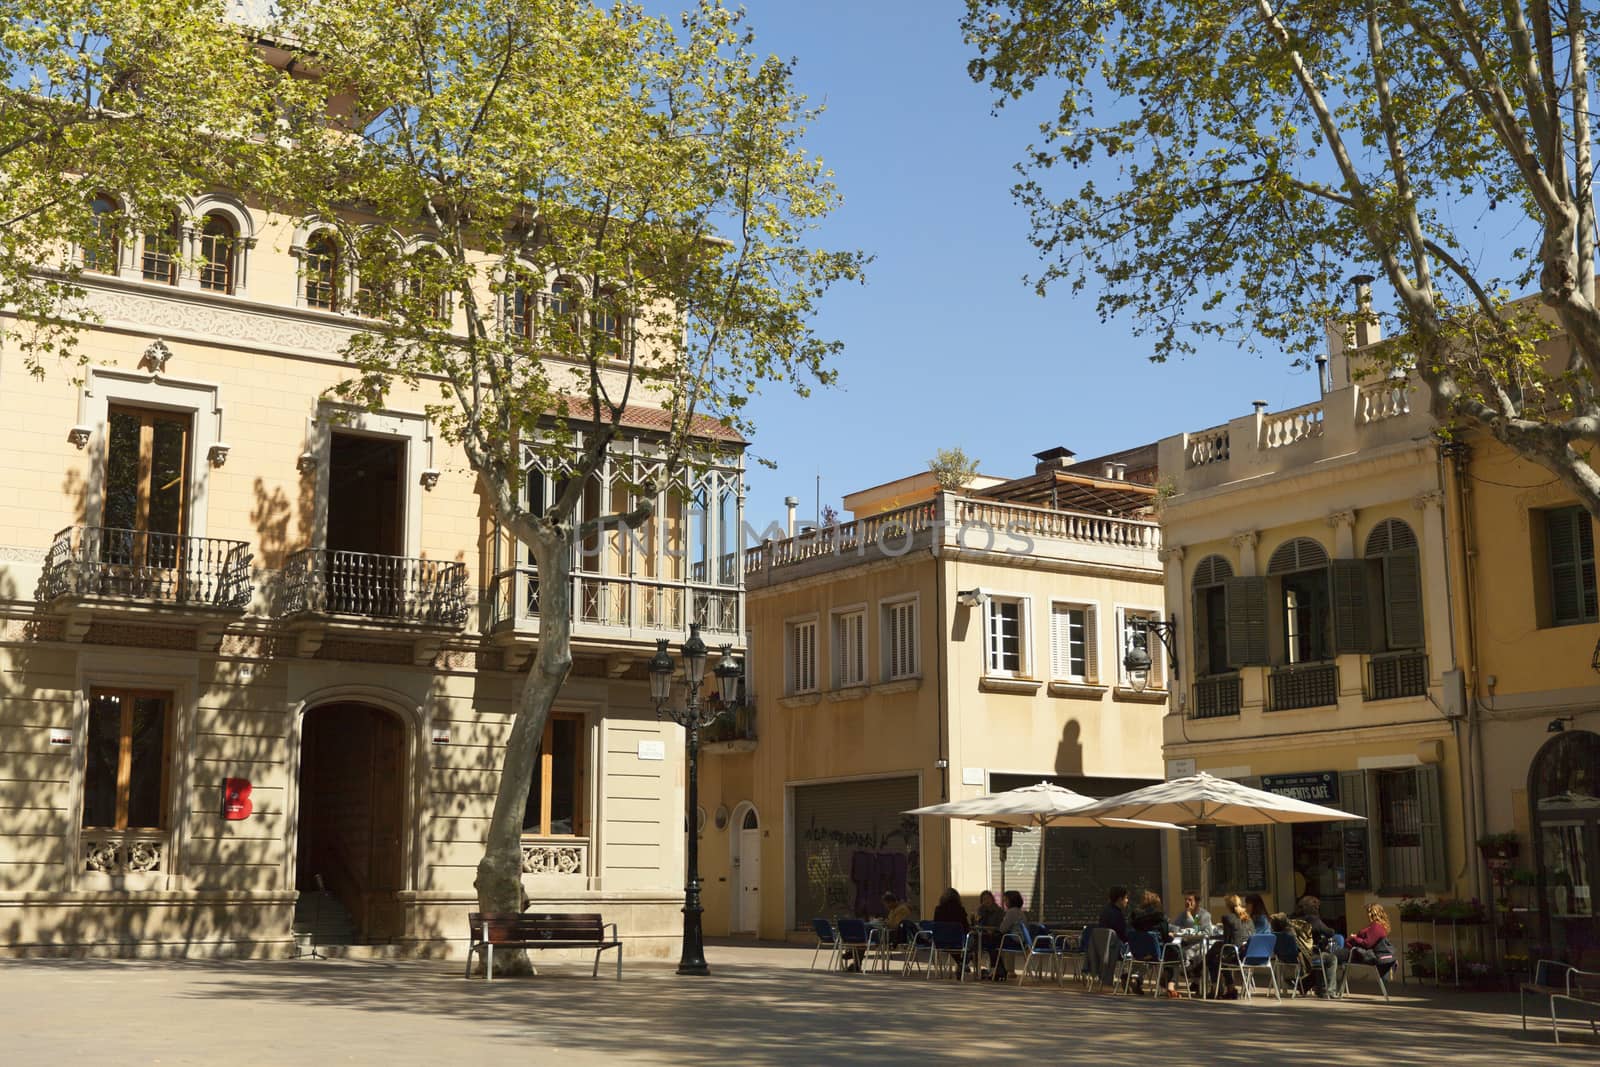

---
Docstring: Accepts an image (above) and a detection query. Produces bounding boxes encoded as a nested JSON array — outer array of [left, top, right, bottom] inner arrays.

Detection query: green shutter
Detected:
[[1225, 575, 1269, 667], [1330, 559, 1374, 654], [1385, 551, 1425, 649], [1338, 770, 1371, 892], [1416, 764, 1448, 891], [1192, 589, 1209, 677], [1548, 508, 1585, 624]]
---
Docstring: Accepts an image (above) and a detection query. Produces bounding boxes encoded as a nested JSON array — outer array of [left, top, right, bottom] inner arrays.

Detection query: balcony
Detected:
[[1366, 651, 1428, 701], [1267, 662, 1339, 711], [276, 549, 469, 659], [40, 526, 253, 643], [485, 566, 741, 657], [1191, 674, 1242, 719]]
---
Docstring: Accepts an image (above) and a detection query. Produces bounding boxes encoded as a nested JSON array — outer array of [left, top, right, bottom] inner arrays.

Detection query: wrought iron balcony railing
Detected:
[[41, 526, 252, 608], [278, 548, 468, 627], [1191, 674, 1242, 719], [1267, 662, 1340, 712], [486, 565, 741, 639], [1366, 651, 1428, 701]]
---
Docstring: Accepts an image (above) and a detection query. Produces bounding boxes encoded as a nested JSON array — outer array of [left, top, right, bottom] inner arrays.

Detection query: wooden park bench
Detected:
[[466, 911, 623, 981], [1521, 959, 1600, 1044]]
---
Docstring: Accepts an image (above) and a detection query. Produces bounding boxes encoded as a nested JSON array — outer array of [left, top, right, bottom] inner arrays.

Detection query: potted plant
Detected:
[[1477, 832, 1520, 861], [1398, 896, 1433, 922], [1437, 897, 1487, 922]]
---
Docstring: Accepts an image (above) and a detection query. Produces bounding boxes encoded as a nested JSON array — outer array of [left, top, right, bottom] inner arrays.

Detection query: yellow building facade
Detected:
[[697, 453, 1171, 938], [1155, 341, 1471, 940], [0, 192, 742, 957]]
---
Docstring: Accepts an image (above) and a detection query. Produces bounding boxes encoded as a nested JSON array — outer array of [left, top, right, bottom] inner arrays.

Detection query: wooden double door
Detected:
[[298, 703, 407, 943]]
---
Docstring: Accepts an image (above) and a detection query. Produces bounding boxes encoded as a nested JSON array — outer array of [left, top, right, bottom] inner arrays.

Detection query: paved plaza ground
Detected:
[[2, 939, 1591, 1065]]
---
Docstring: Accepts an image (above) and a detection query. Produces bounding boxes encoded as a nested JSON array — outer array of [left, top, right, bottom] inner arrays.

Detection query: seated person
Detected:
[[1127, 890, 1171, 995], [1172, 890, 1212, 932], [1294, 895, 1338, 996], [992, 890, 1028, 980], [1245, 893, 1272, 935], [1098, 885, 1129, 942], [932, 887, 970, 929], [1335, 903, 1396, 983], [972, 889, 1004, 930], [1205, 894, 1252, 998], [884, 892, 914, 935]]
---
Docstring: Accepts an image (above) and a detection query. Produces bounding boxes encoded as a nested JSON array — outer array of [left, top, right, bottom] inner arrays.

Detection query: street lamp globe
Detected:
[[1123, 642, 1152, 694], [682, 624, 708, 687], [715, 644, 741, 706], [647, 638, 674, 706]]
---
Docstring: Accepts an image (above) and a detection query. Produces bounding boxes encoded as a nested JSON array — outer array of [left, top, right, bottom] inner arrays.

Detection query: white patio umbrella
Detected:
[[906, 781, 1181, 920], [1071, 772, 1364, 912]]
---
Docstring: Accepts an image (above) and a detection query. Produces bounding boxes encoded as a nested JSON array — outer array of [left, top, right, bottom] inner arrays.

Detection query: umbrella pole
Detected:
[[1037, 817, 1047, 923]]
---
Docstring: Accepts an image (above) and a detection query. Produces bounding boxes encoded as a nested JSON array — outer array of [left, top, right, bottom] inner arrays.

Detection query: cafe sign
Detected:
[[1260, 771, 1338, 805]]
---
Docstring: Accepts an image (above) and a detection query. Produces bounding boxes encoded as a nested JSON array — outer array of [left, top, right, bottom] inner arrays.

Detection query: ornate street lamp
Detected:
[[1121, 615, 1181, 693], [648, 625, 741, 976]]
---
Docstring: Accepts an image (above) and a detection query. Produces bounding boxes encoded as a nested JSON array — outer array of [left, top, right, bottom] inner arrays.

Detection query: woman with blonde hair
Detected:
[[1205, 893, 1252, 997], [1335, 902, 1397, 989]]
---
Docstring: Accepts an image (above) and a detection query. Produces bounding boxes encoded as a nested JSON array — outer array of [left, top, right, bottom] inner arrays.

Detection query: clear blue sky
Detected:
[[716, 0, 1326, 527]]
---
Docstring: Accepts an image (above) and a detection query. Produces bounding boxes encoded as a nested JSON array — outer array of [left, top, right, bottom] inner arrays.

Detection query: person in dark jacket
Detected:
[[1245, 893, 1272, 934], [1294, 896, 1339, 996], [1205, 894, 1252, 997], [1098, 886, 1129, 941], [1128, 890, 1172, 996], [932, 887, 970, 929]]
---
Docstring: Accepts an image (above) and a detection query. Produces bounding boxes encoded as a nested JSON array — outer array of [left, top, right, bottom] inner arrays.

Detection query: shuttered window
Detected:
[[1367, 764, 1447, 894], [882, 599, 918, 680], [1225, 575, 1270, 667], [985, 596, 1029, 676], [1050, 602, 1097, 683], [1330, 558, 1376, 654], [832, 609, 865, 688], [1546, 506, 1598, 626], [1192, 555, 1234, 677], [787, 619, 817, 694], [1364, 519, 1424, 649]]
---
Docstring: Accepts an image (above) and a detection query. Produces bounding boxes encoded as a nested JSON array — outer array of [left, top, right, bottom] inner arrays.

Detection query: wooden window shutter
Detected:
[[1415, 764, 1448, 891], [1385, 551, 1425, 649], [1192, 588, 1209, 677], [1337, 770, 1372, 891], [1224, 575, 1269, 667], [1050, 604, 1071, 680], [1083, 605, 1099, 683], [1330, 558, 1375, 654]]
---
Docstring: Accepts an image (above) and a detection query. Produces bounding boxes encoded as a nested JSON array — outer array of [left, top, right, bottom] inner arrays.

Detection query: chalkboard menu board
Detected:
[[1342, 826, 1371, 892], [1243, 828, 1268, 892]]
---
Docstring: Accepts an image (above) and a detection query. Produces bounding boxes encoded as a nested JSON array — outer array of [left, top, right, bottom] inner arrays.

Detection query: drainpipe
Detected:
[[1444, 442, 1489, 904]]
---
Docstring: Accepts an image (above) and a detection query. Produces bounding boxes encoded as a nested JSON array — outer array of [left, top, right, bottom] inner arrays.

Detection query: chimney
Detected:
[[1033, 446, 1076, 473], [1102, 462, 1117, 479], [1350, 273, 1382, 348], [784, 495, 798, 537], [1114, 463, 1128, 481]]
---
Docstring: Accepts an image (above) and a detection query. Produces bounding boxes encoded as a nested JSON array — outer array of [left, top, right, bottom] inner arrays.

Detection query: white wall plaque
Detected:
[[430, 728, 450, 746], [1166, 758, 1196, 779], [49, 728, 72, 747], [637, 739, 666, 761], [961, 767, 985, 786]]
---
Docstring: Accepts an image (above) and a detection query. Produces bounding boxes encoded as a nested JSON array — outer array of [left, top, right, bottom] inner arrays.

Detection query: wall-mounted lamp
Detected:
[[1548, 716, 1575, 734], [1122, 615, 1181, 692]]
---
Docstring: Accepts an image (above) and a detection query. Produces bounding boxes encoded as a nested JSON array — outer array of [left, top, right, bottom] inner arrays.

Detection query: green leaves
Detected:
[[966, 0, 1600, 513]]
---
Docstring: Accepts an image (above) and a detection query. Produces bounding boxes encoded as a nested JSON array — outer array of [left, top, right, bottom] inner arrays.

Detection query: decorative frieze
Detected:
[[520, 839, 588, 877], [84, 834, 164, 875]]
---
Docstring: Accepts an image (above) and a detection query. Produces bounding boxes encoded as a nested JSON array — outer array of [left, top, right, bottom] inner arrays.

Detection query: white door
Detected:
[[738, 810, 761, 933]]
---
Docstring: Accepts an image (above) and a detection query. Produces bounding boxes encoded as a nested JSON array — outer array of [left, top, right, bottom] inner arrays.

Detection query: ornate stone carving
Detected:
[[520, 841, 587, 876], [208, 442, 232, 467], [67, 425, 93, 449], [1230, 531, 1259, 550], [141, 339, 174, 374], [418, 468, 441, 490], [1157, 545, 1186, 564], [84, 835, 164, 875], [1325, 509, 1356, 529], [83, 285, 357, 358], [1412, 489, 1444, 511]]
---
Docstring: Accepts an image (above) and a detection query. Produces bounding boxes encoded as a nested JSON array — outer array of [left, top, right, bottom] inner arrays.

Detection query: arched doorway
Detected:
[[1529, 728, 1600, 963], [730, 803, 760, 934], [296, 702, 407, 944]]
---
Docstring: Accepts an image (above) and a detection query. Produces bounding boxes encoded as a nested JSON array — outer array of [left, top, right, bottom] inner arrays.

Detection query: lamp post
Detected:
[[1122, 614, 1180, 693], [648, 624, 742, 976]]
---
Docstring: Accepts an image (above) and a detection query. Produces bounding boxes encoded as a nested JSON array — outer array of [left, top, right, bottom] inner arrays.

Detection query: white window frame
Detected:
[[880, 595, 920, 681], [1116, 604, 1168, 691], [1049, 600, 1099, 684], [785, 615, 819, 695], [830, 605, 867, 689], [983, 593, 1032, 678]]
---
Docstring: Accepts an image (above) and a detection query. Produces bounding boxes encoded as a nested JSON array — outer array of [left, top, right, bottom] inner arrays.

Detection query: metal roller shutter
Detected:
[[792, 777, 921, 928]]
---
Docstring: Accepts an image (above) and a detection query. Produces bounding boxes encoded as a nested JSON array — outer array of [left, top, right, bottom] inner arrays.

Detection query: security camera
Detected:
[[956, 588, 988, 608]]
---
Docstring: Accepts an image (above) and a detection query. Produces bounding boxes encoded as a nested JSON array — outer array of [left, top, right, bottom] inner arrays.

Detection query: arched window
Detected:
[[198, 213, 236, 294], [594, 288, 625, 345], [1268, 537, 1331, 664], [84, 194, 121, 274], [1191, 554, 1234, 677], [547, 278, 581, 343], [1364, 519, 1423, 650], [506, 271, 536, 339], [406, 250, 449, 322], [140, 210, 181, 285], [355, 233, 400, 316], [304, 232, 341, 311], [1528, 729, 1600, 957]]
